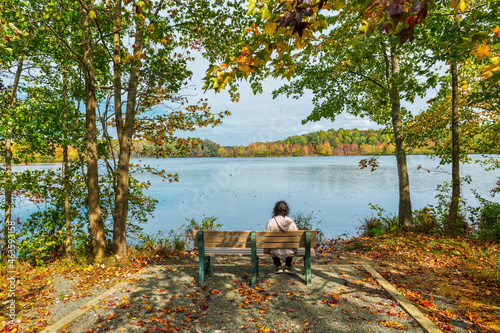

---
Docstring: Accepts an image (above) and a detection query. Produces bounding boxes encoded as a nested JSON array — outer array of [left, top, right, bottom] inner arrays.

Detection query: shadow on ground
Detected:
[[65, 258, 433, 333]]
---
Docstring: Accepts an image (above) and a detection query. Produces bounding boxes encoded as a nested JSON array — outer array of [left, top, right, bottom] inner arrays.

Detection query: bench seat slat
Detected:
[[255, 236, 306, 242], [201, 242, 250, 248], [199, 242, 310, 247], [200, 241, 316, 249], [204, 247, 315, 256], [197, 236, 311, 243], [256, 241, 316, 248]]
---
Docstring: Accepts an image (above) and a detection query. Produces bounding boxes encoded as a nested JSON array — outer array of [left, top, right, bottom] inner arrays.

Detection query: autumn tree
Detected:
[[12, 0, 250, 261], [404, 0, 500, 235], [203, 0, 437, 229], [98, 0, 249, 258], [0, 1, 28, 257]]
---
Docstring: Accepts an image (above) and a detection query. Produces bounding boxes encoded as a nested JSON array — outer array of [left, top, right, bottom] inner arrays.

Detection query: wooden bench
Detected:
[[193, 230, 317, 286]]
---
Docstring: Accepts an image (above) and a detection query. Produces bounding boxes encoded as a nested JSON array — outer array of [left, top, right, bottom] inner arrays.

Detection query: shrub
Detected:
[[412, 207, 440, 235], [470, 197, 500, 241], [134, 231, 168, 252], [183, 216, 222, 249], [358, 204, 397, 237], [360, 217, 386, 237], [291, 211, 324, 241]]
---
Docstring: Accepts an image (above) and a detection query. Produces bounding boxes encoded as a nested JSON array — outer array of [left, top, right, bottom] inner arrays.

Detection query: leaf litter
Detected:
[[2, 235, 497, 332]]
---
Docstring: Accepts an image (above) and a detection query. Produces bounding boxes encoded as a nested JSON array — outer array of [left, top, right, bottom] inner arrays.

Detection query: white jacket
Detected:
[[265, 215, 298, 258]]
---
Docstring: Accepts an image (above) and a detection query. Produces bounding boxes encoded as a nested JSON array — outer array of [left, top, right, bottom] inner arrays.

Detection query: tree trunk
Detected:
[[112, 0, 127, 258], [113, 13, 145, 258], [113, 0, 123, 144], [61, 62, 72, 261], [2, 59, 23, 259], [446, 60, 460, 236], [390, 49, 413, 230], [81, 2, 106, 262]]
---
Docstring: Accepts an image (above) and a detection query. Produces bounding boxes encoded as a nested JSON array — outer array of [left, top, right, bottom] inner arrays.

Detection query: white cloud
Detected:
[[176, 52, 387, 146], [310, 123, 324, 132]]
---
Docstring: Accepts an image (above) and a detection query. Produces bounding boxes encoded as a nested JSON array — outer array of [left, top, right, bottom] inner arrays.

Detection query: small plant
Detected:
[[182, 216, 222, 249], [134, 231, 167, 252], [358, 204, 398, 236], [412, 207, 440, 235], [432, 178, 471, 236], [166, 228, 186, 251], [360, 217, 386, 237], [291, 211, 324, 241], [469, 193, 500, 241], [183, 216, 222, 235]]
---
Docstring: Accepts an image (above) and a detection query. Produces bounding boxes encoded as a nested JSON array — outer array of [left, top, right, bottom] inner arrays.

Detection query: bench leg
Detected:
[[205, 256, 211, 275], [251, 231, 258, 285], [304, 230, 311, 285], [199, 256, 211, 283], [198, 231, 207, 283], [304, 255, 311, 286], [199, 255, 205, 283], [251, 257, 259, 286]]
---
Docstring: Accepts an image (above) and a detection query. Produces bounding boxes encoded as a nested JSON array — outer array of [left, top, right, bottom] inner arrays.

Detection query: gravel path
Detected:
[[43, 258, 432, 333]]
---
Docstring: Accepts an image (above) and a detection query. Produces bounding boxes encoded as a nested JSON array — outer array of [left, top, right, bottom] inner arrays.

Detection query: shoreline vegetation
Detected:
[[8, 128, 439, 163]]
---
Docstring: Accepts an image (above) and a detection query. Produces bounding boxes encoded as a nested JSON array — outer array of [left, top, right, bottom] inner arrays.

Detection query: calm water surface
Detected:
[[132, 155, 499, 237], [12, 155, 500, 238]]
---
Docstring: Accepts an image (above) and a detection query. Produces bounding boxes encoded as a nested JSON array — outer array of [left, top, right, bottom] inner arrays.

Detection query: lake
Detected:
[[131, 155, 499, 238], [11, 155, 500, 238]]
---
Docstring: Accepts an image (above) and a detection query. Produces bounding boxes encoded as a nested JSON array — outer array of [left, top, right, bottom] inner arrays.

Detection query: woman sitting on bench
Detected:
[[266, 201, 298, 274]]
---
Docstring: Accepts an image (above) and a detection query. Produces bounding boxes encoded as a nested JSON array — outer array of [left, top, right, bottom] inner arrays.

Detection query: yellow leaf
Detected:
[[264, 22, 277, 35], [322, 2, 332, 10], [492, 26, 500, 38], [471, 40, 492, 60], [240, 65, 252, 76], [449, 0, 466, 13], [480, 63, 500, 74], [294, 37, 306, 49], [211, 78, 219, 88], [276, 41, 290, 53], [89, 10, 96, 19], [147, 23, 154, 31], [321, 19, 329, 30]]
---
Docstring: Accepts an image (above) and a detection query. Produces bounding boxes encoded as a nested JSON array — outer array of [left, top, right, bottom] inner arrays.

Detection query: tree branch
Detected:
[[344, 69, 386, 90]]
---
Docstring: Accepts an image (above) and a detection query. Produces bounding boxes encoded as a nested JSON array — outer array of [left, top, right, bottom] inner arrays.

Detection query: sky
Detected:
[[179, 54, 385, 147]]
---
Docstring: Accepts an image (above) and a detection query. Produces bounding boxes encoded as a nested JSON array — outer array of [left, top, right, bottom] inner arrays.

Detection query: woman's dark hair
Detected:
[[273, 201, 290, 217]]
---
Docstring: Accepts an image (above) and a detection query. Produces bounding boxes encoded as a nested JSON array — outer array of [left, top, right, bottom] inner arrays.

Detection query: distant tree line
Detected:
[[130, 128, 435, 158]]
